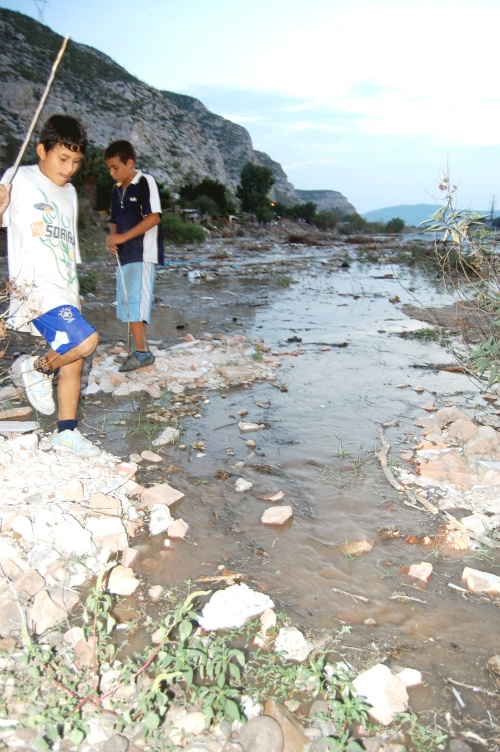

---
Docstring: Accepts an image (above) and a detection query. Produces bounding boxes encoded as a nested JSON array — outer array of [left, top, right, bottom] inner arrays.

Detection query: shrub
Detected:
[[161, 213, 206, 244]]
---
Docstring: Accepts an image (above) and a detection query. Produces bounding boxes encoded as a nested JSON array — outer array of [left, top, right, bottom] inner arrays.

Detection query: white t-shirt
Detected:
[[1, 164, 81, 333]]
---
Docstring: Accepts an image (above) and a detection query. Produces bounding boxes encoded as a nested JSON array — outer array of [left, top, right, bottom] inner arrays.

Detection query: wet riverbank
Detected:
[[1, 231, 499, 749]]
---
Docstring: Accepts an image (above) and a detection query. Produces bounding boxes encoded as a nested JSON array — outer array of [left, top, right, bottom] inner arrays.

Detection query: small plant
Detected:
[[271, 273, 296, 287], [251, 350, 263, 362], [334, 432, 350, 458], [396, 711, 448, 751]]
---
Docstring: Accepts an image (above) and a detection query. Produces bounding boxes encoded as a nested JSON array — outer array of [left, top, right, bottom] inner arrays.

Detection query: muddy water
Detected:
[[85, 249, 499, 733]]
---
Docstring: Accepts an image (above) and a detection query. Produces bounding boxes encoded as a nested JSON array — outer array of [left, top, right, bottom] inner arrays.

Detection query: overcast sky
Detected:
[[2, 0, 500, 213]]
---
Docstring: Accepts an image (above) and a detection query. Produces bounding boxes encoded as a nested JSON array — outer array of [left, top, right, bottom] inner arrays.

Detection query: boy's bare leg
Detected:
[[57, 359, 84, 420], [129, 321, 147, 351], [40, 331, 99, 371]]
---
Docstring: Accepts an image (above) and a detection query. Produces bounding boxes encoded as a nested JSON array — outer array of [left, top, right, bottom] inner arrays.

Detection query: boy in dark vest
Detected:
[[104, 140, 163, 372]]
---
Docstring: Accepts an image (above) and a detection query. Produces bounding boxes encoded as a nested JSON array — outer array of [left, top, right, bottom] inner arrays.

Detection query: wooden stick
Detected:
[[5, 36, 69, 185]]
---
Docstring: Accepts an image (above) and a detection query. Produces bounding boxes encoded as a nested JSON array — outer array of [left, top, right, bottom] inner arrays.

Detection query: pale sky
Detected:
[[2, 0, 499, 213]]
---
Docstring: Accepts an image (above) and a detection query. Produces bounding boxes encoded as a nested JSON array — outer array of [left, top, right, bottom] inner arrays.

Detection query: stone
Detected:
[[274, 626, 314, 662], [28, 590, 69, 634], [342, 538, 373, 556], [263, 698, 309, 752], [408, 562, 433, 584], [86, 517, 128, 552], [238, 421, 263, 433], [12, 568, 46, 603], [396, 667, 422, 687], [148, 585, 163, 601], [89, 492, 122, 515], [62, 480, 84, 501], [435, 406, 471, 428], [167, 518, 189, 538], [259, 491, 284, 502], [447, 419, 478, 444], [141, 483, 184, 509], [462, 566, 500, 594], [121, 547, 141, 568], [0, 597, 23, 637], [103, 734, 130, 752], [106, 565, 140, 596], [352, 663, 409, 725], [152, 427, 180, 447], [235, 477, 253, 492], [149, 504, 174, 535], [198, 584, 274, 631], [141, 450, 162, 463], [238, 715, 284, 752], [261, 506, 293, 525]]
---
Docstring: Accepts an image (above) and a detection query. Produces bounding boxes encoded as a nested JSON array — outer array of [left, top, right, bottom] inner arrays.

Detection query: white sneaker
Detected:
[[20, 356, 55, 415], [50, 428, 101, 457]]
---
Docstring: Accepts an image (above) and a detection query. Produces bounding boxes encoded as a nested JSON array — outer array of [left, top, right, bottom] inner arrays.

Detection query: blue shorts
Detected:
[[116, 261, 155, 324], [32, 305, 95, 354]]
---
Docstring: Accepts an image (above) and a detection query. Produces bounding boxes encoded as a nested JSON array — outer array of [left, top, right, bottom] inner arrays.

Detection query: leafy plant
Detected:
[[396, 711, 448, 751], [420, 174, 500, 387]]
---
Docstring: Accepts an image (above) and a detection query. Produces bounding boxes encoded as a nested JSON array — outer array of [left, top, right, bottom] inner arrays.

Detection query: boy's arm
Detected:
[[0, 184, 11, 226], [106, 213, 161, 249]]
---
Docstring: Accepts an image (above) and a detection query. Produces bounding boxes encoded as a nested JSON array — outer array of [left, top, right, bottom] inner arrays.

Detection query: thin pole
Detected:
[[5, 36, 69, 185], [116, 253, 131, 352]]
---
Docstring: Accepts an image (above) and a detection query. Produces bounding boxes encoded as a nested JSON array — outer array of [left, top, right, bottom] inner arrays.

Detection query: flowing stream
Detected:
[[65, 244, 500, 736]]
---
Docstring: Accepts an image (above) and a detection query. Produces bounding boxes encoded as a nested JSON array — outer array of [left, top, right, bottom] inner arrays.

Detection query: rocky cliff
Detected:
[[295, 190, 356, 215], [0, 9, 297, 203]]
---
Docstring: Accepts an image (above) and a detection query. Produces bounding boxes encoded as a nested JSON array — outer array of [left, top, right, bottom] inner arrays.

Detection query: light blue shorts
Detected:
[[32, 305, 95, 354], [116, 261, 155, 324]]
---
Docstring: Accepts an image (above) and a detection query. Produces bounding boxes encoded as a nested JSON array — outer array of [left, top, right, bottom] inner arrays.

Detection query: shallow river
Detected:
[[83, 245, 499, 741]]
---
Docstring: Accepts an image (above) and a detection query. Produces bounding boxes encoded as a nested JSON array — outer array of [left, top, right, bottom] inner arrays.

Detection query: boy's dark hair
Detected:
[[104, 140, 136, 164], [39, 114, 87, 154]]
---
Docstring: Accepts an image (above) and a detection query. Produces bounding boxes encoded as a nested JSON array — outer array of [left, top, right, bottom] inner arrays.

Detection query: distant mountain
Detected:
[[362, 204, 498, 227], [362, 205, 439, 226], [295, 189, 356, 215]]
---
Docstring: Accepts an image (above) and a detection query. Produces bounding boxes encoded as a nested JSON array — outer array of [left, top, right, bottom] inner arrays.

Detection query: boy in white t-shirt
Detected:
[[0, 114, 100, 457]]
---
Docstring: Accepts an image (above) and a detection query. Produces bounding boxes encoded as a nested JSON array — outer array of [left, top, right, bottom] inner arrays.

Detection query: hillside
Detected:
[[0, 9, 300, 203], [295, 189, 356, 215]]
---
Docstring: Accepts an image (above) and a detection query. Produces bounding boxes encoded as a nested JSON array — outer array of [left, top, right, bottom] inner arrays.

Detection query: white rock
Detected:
[[152, 427, 180, 447], [235, 477, 253, 492], [396, 668, 422, 687], [261, 506, 293, 525], [353, 663, 409, 725], [106, 565, 139, 596], [149, 504, 174, 536], [274, 626, 314, 662], [239, 421, 262, 433], [198, 584, 274, 631], [462, 566, 500, 594]]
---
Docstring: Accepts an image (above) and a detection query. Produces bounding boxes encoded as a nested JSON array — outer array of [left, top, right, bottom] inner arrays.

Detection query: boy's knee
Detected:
[[79, 331, 99, 357]]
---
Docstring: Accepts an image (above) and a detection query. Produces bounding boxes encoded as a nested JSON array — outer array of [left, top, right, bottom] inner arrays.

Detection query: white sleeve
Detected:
[[0, 167, 16, 227]]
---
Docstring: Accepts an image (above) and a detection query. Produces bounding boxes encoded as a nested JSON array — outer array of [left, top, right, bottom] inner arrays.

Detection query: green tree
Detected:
[[237, 162, 275, 218], [314, 210, 339, 231], [386, 217, 405, 234], [180, 178, 228, 215]]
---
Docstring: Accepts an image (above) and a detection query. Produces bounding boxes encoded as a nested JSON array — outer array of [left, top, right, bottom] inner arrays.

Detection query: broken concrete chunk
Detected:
[[198, 583, 274, 631], [106, 565, 139, 596], [235, 477, 253, 492], [462, 566, 500, 594], [141, 483, 184, 509], [352, 663, 409, 726], [261, 506, 293, 525]]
